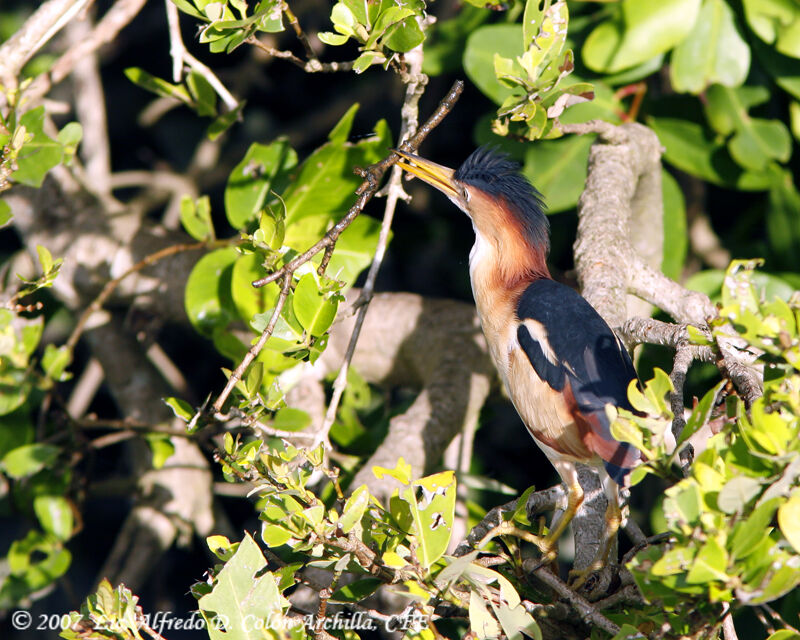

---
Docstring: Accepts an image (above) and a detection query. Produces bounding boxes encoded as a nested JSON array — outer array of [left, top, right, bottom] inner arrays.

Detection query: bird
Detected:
[[393, 146, 641, 578]]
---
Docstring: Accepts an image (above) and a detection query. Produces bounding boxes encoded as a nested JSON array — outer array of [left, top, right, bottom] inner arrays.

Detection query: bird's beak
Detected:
[[393, 149, 460, 201]]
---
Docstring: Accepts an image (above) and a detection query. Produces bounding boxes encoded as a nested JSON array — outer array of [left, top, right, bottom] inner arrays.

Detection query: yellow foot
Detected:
[[567, 564, 602, 590]]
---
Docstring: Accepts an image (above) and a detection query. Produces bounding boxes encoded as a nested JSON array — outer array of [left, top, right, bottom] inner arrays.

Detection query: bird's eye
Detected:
[[461, 186, 471, 202]]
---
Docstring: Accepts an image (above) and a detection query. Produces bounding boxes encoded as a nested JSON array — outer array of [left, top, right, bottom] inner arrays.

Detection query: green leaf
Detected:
[[145, 433, 176, 469], [704, 84, 792, 172], [340, 484, 370, 533], [648, 116, 772, 190], [225, 139, 297, 229], [186, 71, 218, 117], [611, 624, 647, 640], [1, 443, 60, 479], [717, 476, 762, 514], [282, 113, 391, 225], [686, 537, 729, 583], [651, 546, 697, 576], [661, 170, 687, 279], [402, 470, 456, 569], [164, 396, 194, 422], [0, 200, 12, 227], [372, 457, 412, 485], [261, 522, 293, 547], [742, 0, 800, 59], [330, 577, 382, 603], [464, 25, 525, 105], [231, 252, 280, 324], [522, 134, 593, 213], [124, 67, 192, 103], [583, 0, 701, 73], [14, 107, 64, 187], [670, 0, 750, 94], [272, 407, 310, 432], [33, 495, 73, 541], [382, 15, 425, 52], [679, 381, 724, 446], [42, 344, 72, 381], [169, 0, 207, 20], [198, 533, 288, 639], [185, 247, 238, 336], [180, 195, 215, 241], [57, 122, 82, 164], [207, 101, 246, 141], [730, 498, 779, 559], [8, 530, 70, 590], [292, 273, 339, 336], [778, 491, 800, 554]]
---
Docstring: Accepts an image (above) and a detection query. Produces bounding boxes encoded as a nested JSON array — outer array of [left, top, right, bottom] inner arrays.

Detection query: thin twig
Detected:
[[318, 51, 427, 444], [524, 562, 620, 636], [252, 80, 464, 290], [22, 0, 148, 105], [212, 276, 292, 415], [165, 0, 238, 110], [65, 239, 234, 353], [246, 35, 355, 73]]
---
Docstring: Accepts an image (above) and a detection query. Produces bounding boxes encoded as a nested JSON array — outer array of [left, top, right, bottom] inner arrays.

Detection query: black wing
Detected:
[[516, 279, 640, 483]]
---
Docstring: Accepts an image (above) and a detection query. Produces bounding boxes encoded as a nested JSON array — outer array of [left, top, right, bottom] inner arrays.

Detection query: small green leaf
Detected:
[[145, 434, 176, 469], [670, 0, 750, 93], [717, 476, 762, 514], [330, 578, 382, 603], [0, 200, 12, 227], [199, 533, 288, 638], [742, 0, 800, 59], [340, 484, 370, 533], [14, 108, 64, 187], [583, 0, 701, 73], [186, 71, 218, 117], [185, 247, 238, 336], [1, 443, 60, 479], [180, 195, 215, 241], [164, 396, 194, 422], [778, 491, 800, 554], [686, 537, 729, 583], [33, 495, 73, 541], [402, 470, 456, 569], [292, 273, 338, 337], [207, 101, 245, 141], [42, 344, 72, 381], [373, 457, 412, 485], [124, 67, 192, 103], [272, 407, 310, 432], [225, 140, 297, 229]]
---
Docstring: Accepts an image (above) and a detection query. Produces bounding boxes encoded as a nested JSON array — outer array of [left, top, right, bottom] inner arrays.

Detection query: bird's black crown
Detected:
[[454, 147, 549, 252]]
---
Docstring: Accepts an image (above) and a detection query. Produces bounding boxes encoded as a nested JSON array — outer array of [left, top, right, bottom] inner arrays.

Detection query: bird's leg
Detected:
[[536, 479, 584, 564], [569, 478, 622, 589]]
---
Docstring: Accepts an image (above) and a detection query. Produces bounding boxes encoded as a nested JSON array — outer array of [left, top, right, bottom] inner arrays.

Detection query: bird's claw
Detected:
[[567, 565, 600, 591]]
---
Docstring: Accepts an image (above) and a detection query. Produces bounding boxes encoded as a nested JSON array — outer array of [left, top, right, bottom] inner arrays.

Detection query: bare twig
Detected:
[[212, 276, 292, 415], [247, 36, 355, 73], [523, 561, 621, 636], [165, 0, 238, 110], [66, 239, 233, 354], [0, 0, 94, 90], [318, 48, 427, 445], [22, 0, 148, 105], [454, 498, 518, 557], [252, 80, 464, 290]]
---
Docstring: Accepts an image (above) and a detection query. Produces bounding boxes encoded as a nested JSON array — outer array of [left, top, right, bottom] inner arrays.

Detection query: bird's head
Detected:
[[395, 146, 550, 284]]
